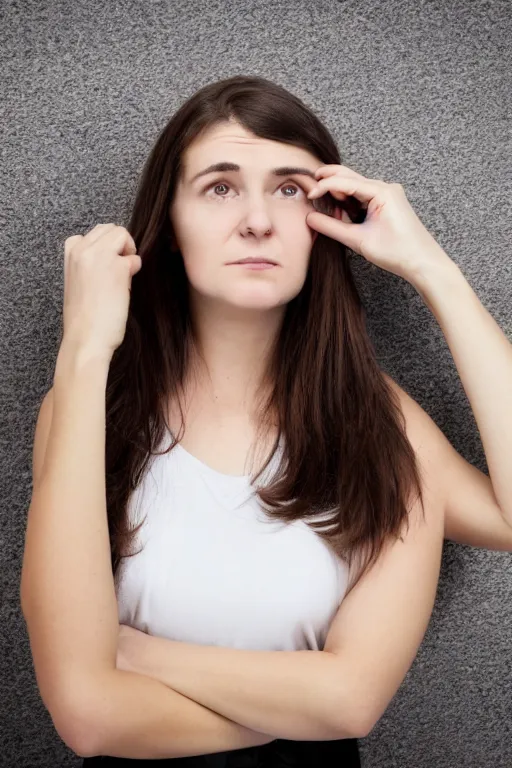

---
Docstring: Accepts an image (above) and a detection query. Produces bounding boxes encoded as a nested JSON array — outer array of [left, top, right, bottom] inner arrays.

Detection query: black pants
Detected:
[[81, 736, 360, 766]]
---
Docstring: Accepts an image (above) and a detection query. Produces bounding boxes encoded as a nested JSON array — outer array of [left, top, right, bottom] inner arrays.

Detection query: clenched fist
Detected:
[[62, 223, 142, 358]]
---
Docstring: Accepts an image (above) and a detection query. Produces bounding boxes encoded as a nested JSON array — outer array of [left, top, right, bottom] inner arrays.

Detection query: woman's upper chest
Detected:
[[165, 394, 278, 477]]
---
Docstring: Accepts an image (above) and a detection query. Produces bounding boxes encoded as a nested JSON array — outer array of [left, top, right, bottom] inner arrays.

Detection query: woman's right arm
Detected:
[[20, 342, 274, 758]]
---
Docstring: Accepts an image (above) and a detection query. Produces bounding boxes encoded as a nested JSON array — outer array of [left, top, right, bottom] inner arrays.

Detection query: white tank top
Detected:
[[116, 430, 350, 651]]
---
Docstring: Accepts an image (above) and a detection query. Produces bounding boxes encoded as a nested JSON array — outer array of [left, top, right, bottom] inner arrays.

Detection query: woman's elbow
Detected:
[[52, 670, 113, 758]]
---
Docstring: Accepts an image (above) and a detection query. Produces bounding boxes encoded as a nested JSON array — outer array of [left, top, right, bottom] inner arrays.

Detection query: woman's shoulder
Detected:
[[381, 370, 403, 397], [380, 371, 448, 505], [380, 372, 433, 431], [381, 371, 419, 425]]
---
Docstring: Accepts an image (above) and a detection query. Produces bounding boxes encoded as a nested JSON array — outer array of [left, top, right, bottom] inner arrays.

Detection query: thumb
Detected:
[[127, 253, 142, 277], [119, 230, 140, 274]]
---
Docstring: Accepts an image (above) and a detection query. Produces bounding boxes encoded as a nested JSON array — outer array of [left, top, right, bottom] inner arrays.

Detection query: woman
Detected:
[[23, 75, 512, 767], [81, 74, 368, 765]]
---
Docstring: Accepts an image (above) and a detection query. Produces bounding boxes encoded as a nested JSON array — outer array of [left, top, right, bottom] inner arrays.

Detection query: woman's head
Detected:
[[106, 75, 424, 595], [128, 75, 352, 380], [169, 118, 321, 314]]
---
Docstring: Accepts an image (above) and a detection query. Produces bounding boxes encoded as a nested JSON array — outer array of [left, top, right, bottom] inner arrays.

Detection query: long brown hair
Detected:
[[106, 74, 425, 595]]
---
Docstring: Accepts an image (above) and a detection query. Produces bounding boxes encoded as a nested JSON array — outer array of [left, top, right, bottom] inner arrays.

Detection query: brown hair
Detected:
[[106, 74, 425, 595]]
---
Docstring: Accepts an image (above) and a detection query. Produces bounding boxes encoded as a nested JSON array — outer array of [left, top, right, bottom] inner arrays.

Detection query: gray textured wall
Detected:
[[2, 0, 511, 766]]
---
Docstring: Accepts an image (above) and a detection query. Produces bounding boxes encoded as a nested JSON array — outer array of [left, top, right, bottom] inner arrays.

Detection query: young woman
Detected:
[[21, 75, 512, 767]]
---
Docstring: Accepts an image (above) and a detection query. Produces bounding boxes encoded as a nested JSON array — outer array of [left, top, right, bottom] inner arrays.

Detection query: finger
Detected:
[[83, 223, 118, 247], [303, 176, 323, 197], [64, 234, 84, 258], [63, 227, 116, 265], [63, 234, 86, 279], [108, 226, 137, 256], [87, 224, 137, 256], [65, 225, 137, 262], [124, 233, 138, 257], [308, 176, 377, 205], [314, 164, 363, 179], [306, 209, 362, 252]]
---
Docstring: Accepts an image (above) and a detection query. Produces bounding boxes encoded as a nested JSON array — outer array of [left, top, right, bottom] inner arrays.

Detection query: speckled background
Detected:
[[2, 0, 511, 766]]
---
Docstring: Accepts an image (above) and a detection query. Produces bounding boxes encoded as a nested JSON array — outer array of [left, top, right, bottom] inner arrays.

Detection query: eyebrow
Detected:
[[189, 161, 317, 184]]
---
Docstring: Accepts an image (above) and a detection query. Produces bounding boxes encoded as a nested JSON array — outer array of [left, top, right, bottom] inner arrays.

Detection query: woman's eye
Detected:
[[208, 181, 230, 196], [205, 181, 304, 198], [281, 183, 302, 197]]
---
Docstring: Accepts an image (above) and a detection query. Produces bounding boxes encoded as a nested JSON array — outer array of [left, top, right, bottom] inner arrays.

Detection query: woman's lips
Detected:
[[230, 262, 277, 270]]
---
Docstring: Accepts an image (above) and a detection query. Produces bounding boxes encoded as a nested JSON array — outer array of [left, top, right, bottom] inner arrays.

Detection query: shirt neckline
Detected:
[[167, 428, 284, 487], [173, 440, 252, 482]]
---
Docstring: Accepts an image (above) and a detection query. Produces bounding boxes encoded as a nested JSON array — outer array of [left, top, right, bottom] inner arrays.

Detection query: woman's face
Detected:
[[169, 120, 321, 311]]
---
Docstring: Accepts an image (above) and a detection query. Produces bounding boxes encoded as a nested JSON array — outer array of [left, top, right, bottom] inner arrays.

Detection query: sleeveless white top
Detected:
[[116, 430, 350, 651]]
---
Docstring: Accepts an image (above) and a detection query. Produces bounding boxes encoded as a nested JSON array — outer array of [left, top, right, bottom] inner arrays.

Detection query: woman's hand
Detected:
[[306, 164, 454, 283], [63, 224, 142, 357]]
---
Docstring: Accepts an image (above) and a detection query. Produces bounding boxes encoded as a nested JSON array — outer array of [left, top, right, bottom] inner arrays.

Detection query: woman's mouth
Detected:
[[230, 262, 277, 270]]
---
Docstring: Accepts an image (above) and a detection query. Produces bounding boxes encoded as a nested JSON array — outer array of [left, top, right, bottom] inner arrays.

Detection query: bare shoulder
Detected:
[[381, 371, 421, 436], [382, 371, 421, 417], [341, 372, 445, 595], [381, 371, 438, 447], [380, 371, 447, 506]]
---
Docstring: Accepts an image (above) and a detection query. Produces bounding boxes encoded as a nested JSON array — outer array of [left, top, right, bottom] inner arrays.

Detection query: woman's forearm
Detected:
[[82, 669, 275, 759], [128, 635, 348, 741], [22, 341, 119, 729]]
